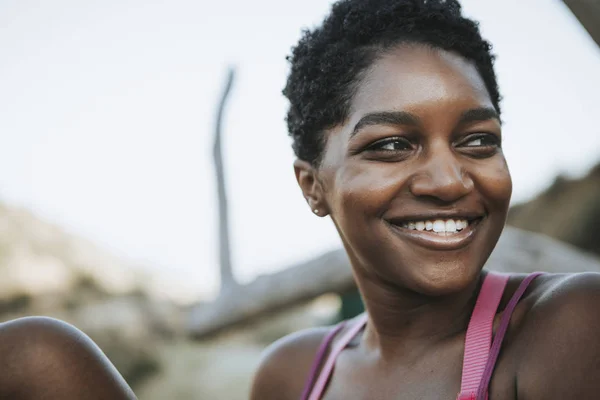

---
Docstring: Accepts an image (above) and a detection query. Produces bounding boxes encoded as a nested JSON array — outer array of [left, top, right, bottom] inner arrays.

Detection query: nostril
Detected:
[[409, 172, 474, 202]]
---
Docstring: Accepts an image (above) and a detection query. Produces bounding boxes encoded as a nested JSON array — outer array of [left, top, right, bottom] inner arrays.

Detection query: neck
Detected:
[[355, 271, 483, 361]]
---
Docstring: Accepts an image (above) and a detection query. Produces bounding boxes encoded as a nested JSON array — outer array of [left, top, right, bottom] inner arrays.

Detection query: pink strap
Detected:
[[457, 272, 509, 400], [307, 314, 368, 400], [475, 272, 543, 400], [299, 322, 346, 400]]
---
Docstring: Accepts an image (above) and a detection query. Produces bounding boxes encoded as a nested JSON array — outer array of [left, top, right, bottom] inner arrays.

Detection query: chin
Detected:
[[409, 262, 482, 297], [369, 244, 486, 297]]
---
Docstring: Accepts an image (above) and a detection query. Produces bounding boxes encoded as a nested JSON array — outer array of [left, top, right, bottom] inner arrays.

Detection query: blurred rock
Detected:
[[0, 202, 146, 299], [508, 163, 600, 257], [0, 201, 183, 390]]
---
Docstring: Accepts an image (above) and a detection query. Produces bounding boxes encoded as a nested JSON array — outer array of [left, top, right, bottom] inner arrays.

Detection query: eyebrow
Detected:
[[350, 107, 500, 136], [457, 107, 500, 125], [351, 111, 420, 136]]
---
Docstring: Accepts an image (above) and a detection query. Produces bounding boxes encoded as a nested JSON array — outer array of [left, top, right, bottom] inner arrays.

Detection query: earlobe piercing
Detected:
[[313, 209, 320, 215]]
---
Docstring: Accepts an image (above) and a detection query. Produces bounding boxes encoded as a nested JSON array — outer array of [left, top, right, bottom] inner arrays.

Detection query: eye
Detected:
[[358, 136, 415, 162], [365, 137, 413, 152], [456, 133, 501, 159], [461, 133, 500, 148]]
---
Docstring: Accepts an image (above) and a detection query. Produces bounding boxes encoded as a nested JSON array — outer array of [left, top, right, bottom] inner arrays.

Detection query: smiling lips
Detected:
[[387, 216, 483, 251]]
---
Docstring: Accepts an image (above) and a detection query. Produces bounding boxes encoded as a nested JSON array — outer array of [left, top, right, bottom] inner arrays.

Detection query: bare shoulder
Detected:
[[250, 324, 334, 400], [0, 315, 90, 345], [515, 272, 600, 398], [0, 316, 136, 399], [523, 272, 600, 329], [0, 316, 109, 367], [0, 316, 91, 368]]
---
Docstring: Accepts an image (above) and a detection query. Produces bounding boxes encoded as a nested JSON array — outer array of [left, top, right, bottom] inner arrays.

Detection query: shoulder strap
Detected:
[[306, 314, 368, 400], [299, 322, 346, 400], [475, 272, 543, 400], [457, 271, 509, 400], [300, 272, 541, 400]]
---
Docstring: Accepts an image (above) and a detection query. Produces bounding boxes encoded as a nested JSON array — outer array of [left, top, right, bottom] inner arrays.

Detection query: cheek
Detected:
[[473, 157, 512, 209], [330, 163, 409, 219]]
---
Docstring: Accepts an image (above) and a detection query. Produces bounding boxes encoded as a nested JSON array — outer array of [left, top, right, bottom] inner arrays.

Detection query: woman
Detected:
[[250, 0, 600, 399], [0, 317, 136, 399]]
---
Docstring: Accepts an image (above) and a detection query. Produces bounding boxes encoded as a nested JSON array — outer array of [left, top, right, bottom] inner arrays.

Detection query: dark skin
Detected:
[[250, 44, 600, 399], [0, 316, 137, 399]]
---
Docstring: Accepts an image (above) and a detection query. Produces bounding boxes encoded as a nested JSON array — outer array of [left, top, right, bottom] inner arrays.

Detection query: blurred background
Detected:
[[1, 0, 599, 398]]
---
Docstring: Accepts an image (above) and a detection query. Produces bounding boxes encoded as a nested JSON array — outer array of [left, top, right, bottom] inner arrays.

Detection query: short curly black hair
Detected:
[[283, 0, 501, 166]]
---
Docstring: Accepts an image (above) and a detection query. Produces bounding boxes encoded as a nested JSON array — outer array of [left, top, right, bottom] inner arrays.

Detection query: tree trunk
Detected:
[[213, 68, 237, 292]]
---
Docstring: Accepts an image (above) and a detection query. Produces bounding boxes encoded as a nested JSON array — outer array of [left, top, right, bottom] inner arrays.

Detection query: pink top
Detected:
[[300, 271, 543, 400]]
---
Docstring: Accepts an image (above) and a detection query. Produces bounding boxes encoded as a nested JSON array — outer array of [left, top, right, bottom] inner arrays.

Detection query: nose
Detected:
[[409, 148, 474, 203]]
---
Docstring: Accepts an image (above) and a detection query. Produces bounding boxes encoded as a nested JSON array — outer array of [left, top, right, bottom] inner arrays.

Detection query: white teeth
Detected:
[[400, 218, 470, 233], [445, 219, 457, 233], [432, 220, 445, 232]]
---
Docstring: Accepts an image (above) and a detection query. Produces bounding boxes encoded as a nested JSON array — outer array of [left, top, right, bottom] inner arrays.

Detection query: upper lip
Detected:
[[385, 211, 485, 225]]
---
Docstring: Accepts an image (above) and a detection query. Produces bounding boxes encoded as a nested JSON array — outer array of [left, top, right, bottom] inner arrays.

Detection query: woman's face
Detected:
[[298, 45, 512, 295]]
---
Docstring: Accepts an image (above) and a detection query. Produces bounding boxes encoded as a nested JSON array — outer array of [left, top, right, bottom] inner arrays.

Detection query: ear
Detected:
[[293, 159, 328, 217]]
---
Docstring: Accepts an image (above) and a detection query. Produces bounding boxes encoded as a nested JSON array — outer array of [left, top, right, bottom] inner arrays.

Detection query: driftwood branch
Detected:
[[188, 226, 600, 339], [188, 249, 355, 339], [563, 0, 600, 48], [213, 67, 237, 292]]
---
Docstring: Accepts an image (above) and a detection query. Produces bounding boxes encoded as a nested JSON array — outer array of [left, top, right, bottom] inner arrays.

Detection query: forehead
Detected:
[[349, 44, 493, 118]]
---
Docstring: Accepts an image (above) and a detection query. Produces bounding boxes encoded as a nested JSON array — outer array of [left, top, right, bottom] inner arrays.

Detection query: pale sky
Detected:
[[1, 0, 599, 300]]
